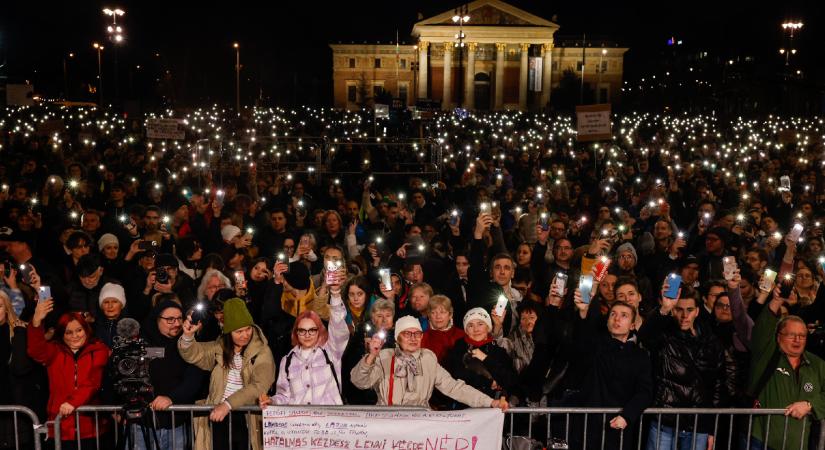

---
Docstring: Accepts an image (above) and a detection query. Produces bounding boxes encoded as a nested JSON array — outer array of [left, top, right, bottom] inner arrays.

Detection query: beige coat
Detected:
[[178, 325, 275, 450], [350, 347, 494, 408]]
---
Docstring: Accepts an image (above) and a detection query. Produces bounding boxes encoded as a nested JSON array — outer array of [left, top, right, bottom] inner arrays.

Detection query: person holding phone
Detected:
[[444, 308, 517, 407], [350, 315, 508, 411], [637, 285, 731, 450], [259, 267, 348, 406]]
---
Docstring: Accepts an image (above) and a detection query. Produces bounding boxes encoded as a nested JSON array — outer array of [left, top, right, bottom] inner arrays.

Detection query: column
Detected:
[[442, 42, 453, 109], [541, 41, 553, 107], [494, 42, 506, 109], [518, 43, 529, 111], [463, 42, 477, 109], [418, 41, 429, 100]]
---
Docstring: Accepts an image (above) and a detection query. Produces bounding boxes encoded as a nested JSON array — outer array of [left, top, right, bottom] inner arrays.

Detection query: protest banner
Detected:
[[576, 104, 612, 142], [263, 407, 503, 450], [146, 118, 186, 140]]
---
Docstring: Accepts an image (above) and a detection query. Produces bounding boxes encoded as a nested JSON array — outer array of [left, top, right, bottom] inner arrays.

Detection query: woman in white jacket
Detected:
[[259, 268, 349, 406]]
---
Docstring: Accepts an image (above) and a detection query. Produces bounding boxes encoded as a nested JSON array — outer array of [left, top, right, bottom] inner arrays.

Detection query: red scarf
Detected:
[[463, 335, 494, 347]]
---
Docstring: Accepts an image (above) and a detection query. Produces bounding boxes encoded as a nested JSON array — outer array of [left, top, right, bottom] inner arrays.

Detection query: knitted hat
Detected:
[[463, 307, 492, 332], [221, 298, 254, 334], [221, 225, 242, 242], [97, 233, 119, 252], [99, 282, 126, 308], [394, 315, 423, 340], [616, 242, 637, 262]]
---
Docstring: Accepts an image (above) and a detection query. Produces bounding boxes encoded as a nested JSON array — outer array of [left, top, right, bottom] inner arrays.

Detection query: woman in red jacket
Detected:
[[27, 298, 110, 449]]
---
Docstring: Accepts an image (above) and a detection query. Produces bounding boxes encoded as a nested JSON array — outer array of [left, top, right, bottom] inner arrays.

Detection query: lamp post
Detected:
[[452, 5, 470, 108], [62, 52, 75, 100], [780, 21, 803, 67], [103, 7, 125, 103], [597, 48, 606, 103], [92, 43, 104, 105], [233, 42, 240, 114]]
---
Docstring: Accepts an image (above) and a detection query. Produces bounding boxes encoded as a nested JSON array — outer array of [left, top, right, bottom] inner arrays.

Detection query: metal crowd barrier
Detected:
[[504, 407, 825, 450], [42, 405, 825, 450], [0, 405, 46, 450]]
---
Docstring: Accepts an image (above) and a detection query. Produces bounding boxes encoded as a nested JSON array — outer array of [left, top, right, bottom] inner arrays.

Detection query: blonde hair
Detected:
[[0, 291, 21, 340], [428, 295, 453, 315]]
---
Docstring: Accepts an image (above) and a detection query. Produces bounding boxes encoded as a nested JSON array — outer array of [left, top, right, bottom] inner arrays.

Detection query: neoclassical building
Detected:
[[330, 0, 628, 111]]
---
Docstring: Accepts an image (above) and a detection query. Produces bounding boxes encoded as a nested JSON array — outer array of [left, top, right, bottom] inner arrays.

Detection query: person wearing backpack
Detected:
[[259, 269, 349, 406]]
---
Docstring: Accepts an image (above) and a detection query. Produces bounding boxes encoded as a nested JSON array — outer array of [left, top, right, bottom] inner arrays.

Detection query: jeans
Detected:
[[646, 421, 709, 450], [129, 424, 187, 450]]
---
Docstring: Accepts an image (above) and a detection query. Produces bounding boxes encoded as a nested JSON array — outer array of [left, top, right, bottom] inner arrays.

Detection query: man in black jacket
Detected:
[[130, 299, 207, 449], [568, 293, 653, 450], [638, 285, 732, 450]]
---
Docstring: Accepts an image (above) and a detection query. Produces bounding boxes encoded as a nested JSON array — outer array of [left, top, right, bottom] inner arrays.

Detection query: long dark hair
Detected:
[[221, 332, 248, 369]]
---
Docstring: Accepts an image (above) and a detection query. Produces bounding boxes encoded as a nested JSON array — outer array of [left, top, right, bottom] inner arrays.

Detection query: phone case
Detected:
[[664, 274, 681, 299], [579, 276, 593, 304]]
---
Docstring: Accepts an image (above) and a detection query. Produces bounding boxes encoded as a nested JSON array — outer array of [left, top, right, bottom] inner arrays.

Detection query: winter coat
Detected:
[[140, 302, 207, 429], [422, 326, 465, 364], [271, 293, 349, 405], [0, 323, 48, 448], [26, 324, 110, 440], [638, 311, 732, 432], [445, 339, 518, 404], [178, 324, 275, 450], [350, 347, 494, 408]]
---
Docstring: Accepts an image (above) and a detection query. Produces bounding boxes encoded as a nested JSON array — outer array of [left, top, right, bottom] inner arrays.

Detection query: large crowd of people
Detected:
[[0, 104, 824, 449]]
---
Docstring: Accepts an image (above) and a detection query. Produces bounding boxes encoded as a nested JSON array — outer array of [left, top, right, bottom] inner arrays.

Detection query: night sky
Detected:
[[1, 0, 820, 106]]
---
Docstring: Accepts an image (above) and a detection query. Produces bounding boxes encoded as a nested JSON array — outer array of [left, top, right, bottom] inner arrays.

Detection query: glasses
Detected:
[[780, 332, 807, 341], [283, 245, 295, 250], [400, 331, 423, 339], [296, 327, 318, 337], [159, 316, 183, 324], [714, 303, 731, 310]]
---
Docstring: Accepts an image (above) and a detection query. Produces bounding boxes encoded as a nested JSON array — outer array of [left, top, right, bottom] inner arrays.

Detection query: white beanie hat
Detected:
[[99, 282, 126, 308], [463, 307, 492, 332], [97, 233, 119, 252], [394, 315, 423, 340], [221, 225, 242, 242]]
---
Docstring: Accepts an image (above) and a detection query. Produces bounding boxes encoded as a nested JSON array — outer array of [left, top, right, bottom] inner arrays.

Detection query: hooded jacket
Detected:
[[141, 300, 207, 429], [178, 324, 275, 450], [27, 323, 110, 440]]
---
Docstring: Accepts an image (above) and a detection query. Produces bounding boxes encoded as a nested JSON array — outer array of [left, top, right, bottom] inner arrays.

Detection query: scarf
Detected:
[[393, 349, 422, 392], [463, 335, 495, 348], [281, 279, 317, 317]]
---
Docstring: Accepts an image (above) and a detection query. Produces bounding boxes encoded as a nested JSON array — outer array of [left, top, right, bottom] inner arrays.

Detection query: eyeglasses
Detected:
[[400, 331, 423, 339], [296, 327, 319, 337], [713, 303, 731, 310], [780, 332, 807, 341], [159, 316, 183, 324]]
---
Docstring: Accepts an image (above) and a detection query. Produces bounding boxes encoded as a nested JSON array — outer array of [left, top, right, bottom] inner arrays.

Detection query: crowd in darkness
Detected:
[[0, 105, 824, 449]]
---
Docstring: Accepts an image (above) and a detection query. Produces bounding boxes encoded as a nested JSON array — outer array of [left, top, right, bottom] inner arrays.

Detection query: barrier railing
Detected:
[[0, 405, 46, 450], [42, 405, 825, 450]]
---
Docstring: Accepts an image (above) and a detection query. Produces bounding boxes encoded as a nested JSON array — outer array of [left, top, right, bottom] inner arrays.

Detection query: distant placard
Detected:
[[262, 407, 503, 450], [374, 104, 390, 119], [146, 118, 186, 140], [576, 104, 612, 142], [528, 57, 543, 92]]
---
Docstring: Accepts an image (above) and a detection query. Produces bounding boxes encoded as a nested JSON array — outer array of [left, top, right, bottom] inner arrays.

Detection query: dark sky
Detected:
[[1, 1, 820, 106]]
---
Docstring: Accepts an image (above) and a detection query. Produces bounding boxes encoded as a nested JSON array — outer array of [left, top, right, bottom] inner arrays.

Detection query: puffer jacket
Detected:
[[638, 312, 732, 432], [178, 325, 275, 450], [26, 324, 110, 440], [271, 293, 349, 405]]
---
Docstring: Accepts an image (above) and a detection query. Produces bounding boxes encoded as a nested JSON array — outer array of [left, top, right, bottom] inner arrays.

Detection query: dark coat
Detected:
[[0, 323, 48, 447], [444, 338, 518, 405]]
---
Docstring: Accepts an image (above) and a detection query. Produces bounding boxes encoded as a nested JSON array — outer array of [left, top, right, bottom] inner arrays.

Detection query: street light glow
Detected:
[[233, 42, 239, 49]]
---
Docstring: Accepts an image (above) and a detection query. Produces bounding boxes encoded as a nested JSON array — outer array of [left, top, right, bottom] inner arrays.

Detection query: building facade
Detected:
[[331, 0, 628, 111]]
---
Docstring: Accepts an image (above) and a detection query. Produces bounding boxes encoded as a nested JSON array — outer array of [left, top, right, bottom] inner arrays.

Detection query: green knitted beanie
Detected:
[[221, 298, 254, 335]]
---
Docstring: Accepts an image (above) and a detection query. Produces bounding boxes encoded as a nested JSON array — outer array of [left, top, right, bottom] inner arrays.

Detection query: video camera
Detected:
[[109, 319, 164, 419]]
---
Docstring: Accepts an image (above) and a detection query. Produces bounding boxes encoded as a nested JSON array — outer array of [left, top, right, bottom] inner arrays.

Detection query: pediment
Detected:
[[415, 0, 557, 28]]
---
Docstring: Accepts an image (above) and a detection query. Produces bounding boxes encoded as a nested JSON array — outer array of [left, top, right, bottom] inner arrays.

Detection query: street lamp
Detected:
[[452, 5, 470, 108], [92, 43, 104, 105], [103, 7, 125, 103], [780, 21, 803, 68], [63, 52, 75, 100], [233, 42, 240, 114], [597, 48, 607, 103]]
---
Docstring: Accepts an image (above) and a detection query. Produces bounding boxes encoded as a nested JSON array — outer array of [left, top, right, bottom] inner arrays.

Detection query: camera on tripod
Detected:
[[110, 319, 164, 420]]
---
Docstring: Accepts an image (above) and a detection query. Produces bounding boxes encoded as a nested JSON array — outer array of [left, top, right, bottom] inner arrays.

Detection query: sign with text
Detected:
[[528, 57, 543, 92], [145, 118, 186, 140], [374, 104, 390, 119], [263, 407, 503, 450], [575, 104, 612, 142]]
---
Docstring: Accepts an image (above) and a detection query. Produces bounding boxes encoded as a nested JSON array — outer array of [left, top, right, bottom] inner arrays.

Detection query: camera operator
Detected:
[[136, 253, 196, 314], [129, 299, 206, 450]]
